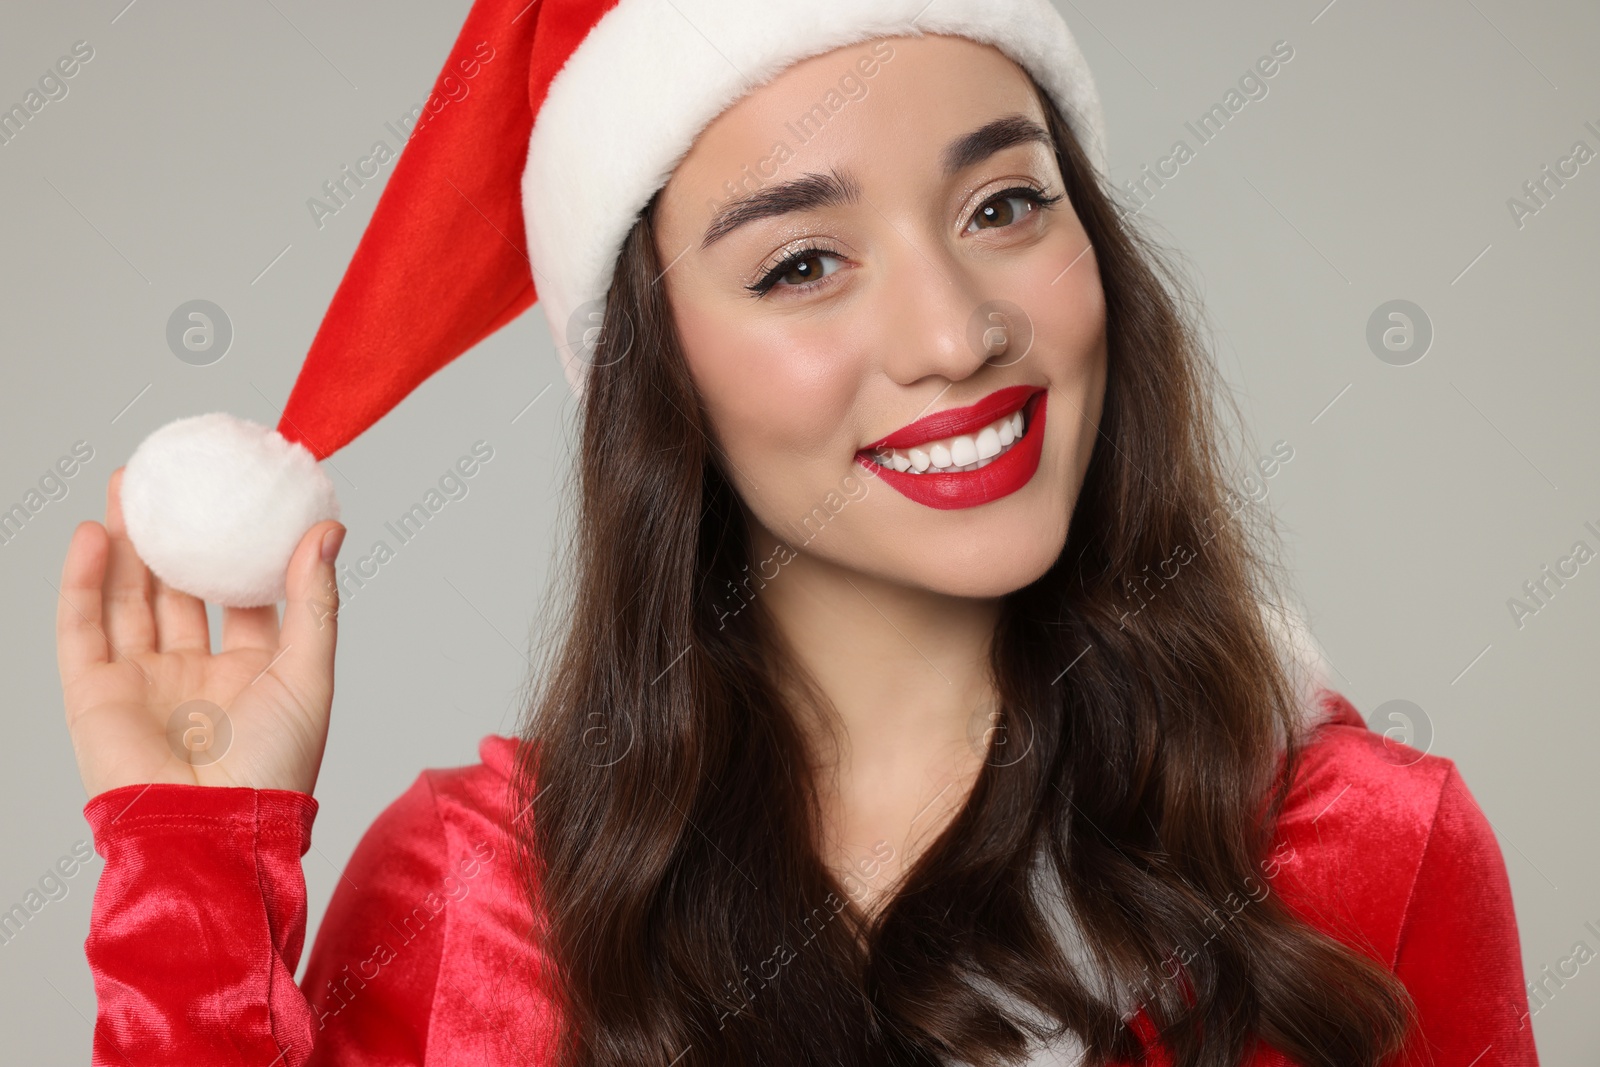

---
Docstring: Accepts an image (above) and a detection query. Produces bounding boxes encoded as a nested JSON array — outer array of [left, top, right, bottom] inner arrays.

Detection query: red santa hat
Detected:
[[119, 0, 1109, 609]]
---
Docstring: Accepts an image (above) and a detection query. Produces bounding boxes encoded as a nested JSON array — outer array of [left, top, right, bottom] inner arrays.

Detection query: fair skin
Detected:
[[55, 34, 1106, 923], [655, 34, 1107, 915], [56, 467, 342, 797]]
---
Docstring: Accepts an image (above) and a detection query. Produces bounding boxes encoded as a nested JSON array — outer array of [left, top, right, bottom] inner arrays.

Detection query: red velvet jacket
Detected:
[[81, 690, 1539, 1065]]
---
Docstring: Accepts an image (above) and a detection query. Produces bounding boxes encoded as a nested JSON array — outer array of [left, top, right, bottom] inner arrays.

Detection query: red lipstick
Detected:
[[865, 384, 1040, 450], [857, 388, 1048, 510]]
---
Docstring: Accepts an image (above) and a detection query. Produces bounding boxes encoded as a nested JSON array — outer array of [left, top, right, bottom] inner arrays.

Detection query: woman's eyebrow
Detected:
[[939, 114, 1053, 181], [701, 170, 861, 249], [699, 114, 1052, 250]]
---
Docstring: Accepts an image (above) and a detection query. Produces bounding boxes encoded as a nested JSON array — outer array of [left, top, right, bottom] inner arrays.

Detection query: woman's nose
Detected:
[[872, 240, 1003, 388]]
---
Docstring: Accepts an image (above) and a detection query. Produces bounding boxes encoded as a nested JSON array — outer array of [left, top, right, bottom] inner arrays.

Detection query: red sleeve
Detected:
[[83, 784, 323, 1066], [1390, 766, 1540, 1066], [83, 776, 451, 1066]]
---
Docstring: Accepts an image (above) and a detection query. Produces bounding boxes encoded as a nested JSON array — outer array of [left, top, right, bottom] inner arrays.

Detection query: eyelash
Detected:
[[744, 185, 1066, 299]]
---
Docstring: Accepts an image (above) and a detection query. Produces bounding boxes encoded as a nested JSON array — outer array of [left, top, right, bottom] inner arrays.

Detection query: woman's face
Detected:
[[653, 33, 1107, 599]]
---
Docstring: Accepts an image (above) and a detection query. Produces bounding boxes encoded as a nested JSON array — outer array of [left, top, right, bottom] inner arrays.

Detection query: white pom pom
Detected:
[[121, 413, 340, 608]]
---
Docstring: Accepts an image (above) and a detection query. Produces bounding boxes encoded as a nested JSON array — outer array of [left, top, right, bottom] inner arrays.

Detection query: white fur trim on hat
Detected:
[[522, 0, 1107, 393], [120, 413, 340, 608]]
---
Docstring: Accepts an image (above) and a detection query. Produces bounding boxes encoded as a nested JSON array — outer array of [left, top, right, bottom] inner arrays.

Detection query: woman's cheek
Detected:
[[1009, 243, 1104, 366], [709, 323, 864, 462], [1065, 263, 1108, 367]]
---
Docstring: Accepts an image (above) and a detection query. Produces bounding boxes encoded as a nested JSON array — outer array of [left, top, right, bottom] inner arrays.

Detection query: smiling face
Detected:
[[652, 33, 1108, 599]]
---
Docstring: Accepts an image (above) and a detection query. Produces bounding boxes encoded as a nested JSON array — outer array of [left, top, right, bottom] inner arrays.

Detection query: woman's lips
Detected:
[[865, 384, 1042, 450], [856, 390, 1048, 510]]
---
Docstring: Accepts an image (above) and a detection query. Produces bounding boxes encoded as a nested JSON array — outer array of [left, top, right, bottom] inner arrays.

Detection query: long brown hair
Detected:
[[510, 66, 1415, 1067]]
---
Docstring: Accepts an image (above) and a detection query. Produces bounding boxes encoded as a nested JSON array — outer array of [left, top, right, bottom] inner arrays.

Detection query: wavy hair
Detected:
[[510, 65, 1415, 1067]]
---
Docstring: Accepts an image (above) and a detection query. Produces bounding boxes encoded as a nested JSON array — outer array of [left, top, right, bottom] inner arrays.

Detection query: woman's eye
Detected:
[[745, 188, 1061, 298], [747, 248, 844, 297], [966, 187, 1063, 234]]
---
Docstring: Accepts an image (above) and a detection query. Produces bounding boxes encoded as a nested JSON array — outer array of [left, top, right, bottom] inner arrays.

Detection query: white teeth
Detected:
[[975, 426, 1001, 460], [866, 401, 1034, 475]]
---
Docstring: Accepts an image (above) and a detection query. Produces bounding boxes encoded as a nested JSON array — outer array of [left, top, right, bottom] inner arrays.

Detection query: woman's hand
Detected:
[[55, 466, 346, 797]]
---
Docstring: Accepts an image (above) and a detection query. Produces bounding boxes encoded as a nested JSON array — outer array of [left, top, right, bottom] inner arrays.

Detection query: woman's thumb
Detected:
[[278, 521, 345, 692]]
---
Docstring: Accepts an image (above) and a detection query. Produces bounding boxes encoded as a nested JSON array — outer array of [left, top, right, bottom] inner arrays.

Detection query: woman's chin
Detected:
[[927, 555, 1060, 600], [868, 525, 1067, 600]]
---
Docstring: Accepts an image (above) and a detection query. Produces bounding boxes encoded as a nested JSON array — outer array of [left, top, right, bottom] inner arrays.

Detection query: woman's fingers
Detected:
[[153, 575, 211, 654], [101, 468, 156, 660], [56, 520, 110, 691], [222, 603, 280, 653], [275, 521, 345, 711]]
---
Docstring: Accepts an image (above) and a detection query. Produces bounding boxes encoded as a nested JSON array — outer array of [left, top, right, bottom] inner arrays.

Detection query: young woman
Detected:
[[56, 3, 1537, 1065]]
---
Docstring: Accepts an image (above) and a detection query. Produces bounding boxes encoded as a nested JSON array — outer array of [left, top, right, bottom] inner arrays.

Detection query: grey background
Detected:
[[2, 0, 1595, 1061]]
